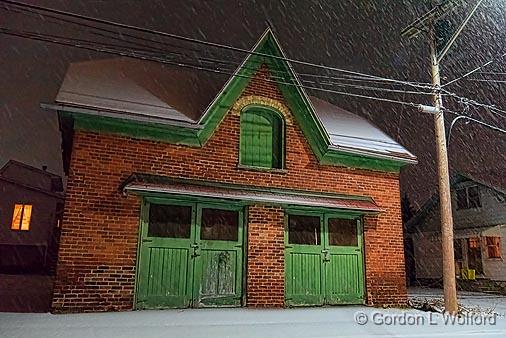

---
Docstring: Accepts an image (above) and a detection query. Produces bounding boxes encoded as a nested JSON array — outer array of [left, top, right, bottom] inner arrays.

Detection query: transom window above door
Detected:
[[239, 107, 284, 169]]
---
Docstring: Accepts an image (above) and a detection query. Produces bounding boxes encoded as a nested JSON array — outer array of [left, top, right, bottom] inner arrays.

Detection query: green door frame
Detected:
[[135, 196, 245, 309]]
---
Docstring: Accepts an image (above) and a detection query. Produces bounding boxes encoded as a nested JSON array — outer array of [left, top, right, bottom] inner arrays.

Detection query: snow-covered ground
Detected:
[[1, 289, 505, 338]]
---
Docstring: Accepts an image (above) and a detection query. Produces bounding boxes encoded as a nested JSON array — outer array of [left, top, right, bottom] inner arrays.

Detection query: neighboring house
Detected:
[[44, 29, 417, 313], [0, 160, 64, 274], [406, 174, 506, 285]]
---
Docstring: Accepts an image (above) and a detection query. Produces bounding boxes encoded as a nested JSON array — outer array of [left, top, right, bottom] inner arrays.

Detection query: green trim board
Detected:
[[57, 29, 410, 172]]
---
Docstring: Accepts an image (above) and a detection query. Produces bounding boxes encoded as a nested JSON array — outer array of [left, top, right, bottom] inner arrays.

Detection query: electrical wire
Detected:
[[0, 27, 425, 110], [3, 1, 444, 98], [3, 26, 506, 137], [0, 0, 435, 89], [443, 52, 506, 87], [441, 87, 506, 119], [468, 79, 506, 84]]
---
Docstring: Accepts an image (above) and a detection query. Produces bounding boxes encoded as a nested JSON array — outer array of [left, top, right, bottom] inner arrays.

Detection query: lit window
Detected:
[[239, 108, 284, 169], [11, 204, 32, 231], [456, 186, 481, 210], [467, 237, 480, 249], [486, 236, 501, 259]]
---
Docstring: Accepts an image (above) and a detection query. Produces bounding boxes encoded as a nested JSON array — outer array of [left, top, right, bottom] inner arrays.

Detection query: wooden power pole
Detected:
[[401, 0, 484, 314], [429, 22, 458, 315]]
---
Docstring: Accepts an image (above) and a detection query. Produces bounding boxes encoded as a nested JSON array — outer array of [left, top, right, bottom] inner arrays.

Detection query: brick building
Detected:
[[46, 29, 417, 313]]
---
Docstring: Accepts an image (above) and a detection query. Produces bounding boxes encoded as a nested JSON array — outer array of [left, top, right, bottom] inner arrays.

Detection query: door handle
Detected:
[[191, 243, 200, 257], [322, 249, 331, 262], [142, 239, 153, 243]]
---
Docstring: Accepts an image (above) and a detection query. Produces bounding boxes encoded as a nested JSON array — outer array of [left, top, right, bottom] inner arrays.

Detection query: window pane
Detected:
[[201, 208, 239, 241], [486, 236, 501, 258], [288, 215, 320, 245], [11, 204, 23, 230], [468, 186, 481, 208], [456, 189, 467, 209], [468, 237, 480, 249], [21, 205, 32, 230], [148, 204, 192, 238], [328, 218, 358, 246]]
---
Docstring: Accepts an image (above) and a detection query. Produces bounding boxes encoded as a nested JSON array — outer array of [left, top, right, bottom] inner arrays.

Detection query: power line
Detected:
[[468, 79, 506, 84], [442, 52, 506, 87], [0, 27, 425, 109], [3, 24, 506, 139], [0, 0, 435, 89], [1, 2, 237, 68], [0, 25, 437, 99], [441, 88, 506, 119], [3, 1, 444, 97], [4, 20, 506, 124]]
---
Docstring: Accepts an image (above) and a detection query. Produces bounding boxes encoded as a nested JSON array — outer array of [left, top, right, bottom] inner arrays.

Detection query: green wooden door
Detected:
[[285, 213, 325, 306], [285, 212, 364, 306], [323, 215, 364, 305], [193, 205, 244, 307], [136, 201, 195, 309], [136, 200, 244, 309]]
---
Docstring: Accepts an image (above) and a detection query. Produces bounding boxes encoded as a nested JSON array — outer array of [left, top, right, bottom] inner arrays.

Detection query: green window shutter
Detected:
[[240, 109, 283, 168]]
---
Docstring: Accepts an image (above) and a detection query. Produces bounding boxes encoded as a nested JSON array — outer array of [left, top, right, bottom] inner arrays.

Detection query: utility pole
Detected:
[[402, 0, 484, 314], [429, 21, 458, 314]]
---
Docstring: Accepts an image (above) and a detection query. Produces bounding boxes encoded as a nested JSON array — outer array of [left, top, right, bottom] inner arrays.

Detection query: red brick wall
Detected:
[[52, 65, 407, 313], [247, 205, 285, 307]]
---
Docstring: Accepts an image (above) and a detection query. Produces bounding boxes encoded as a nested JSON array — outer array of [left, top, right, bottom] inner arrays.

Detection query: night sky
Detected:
[[1, 0, 505, 207]]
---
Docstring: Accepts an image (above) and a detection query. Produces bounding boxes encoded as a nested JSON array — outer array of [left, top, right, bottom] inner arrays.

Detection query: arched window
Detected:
[[239, 107, 284, 169]]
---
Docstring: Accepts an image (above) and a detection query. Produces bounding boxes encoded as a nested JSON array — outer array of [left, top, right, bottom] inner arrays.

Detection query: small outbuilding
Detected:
[[46, 29, 416, 312]]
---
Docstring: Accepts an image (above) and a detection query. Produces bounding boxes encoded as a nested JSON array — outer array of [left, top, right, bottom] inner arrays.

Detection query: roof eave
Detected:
[[41, 103, 204, 130], [327, 144, 418, 165]]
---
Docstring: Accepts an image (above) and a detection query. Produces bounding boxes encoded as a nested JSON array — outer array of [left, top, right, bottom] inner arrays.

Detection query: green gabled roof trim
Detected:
[[67, 111, 201, 146], [63, 28, 408, 173], [321, 151, 404, 172]]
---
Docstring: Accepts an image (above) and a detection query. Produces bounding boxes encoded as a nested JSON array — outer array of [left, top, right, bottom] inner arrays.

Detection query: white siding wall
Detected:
[[482, 226, 506, 281], [453, 182, 506, 228]]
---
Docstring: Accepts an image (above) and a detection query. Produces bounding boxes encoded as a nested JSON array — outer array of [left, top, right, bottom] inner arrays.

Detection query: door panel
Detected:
[[285, 214, 325, 306], [324, 216, 364, 305], [285, 250, 324, 305], [136, 202, 195, 309], [194, 206, 243, 307], [325, 253, 363, 304], [140, 246, 192, 308]]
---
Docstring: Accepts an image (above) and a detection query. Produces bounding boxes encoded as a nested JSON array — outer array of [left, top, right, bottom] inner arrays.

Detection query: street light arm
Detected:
[[447, 113, 506, 145]]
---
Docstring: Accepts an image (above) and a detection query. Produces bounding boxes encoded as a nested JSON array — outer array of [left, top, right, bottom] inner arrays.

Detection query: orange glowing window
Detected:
[[11, 204, 32, 231]]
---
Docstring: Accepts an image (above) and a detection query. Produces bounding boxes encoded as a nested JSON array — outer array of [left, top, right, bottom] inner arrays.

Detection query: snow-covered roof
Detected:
[[55, 57, 416, 163]]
